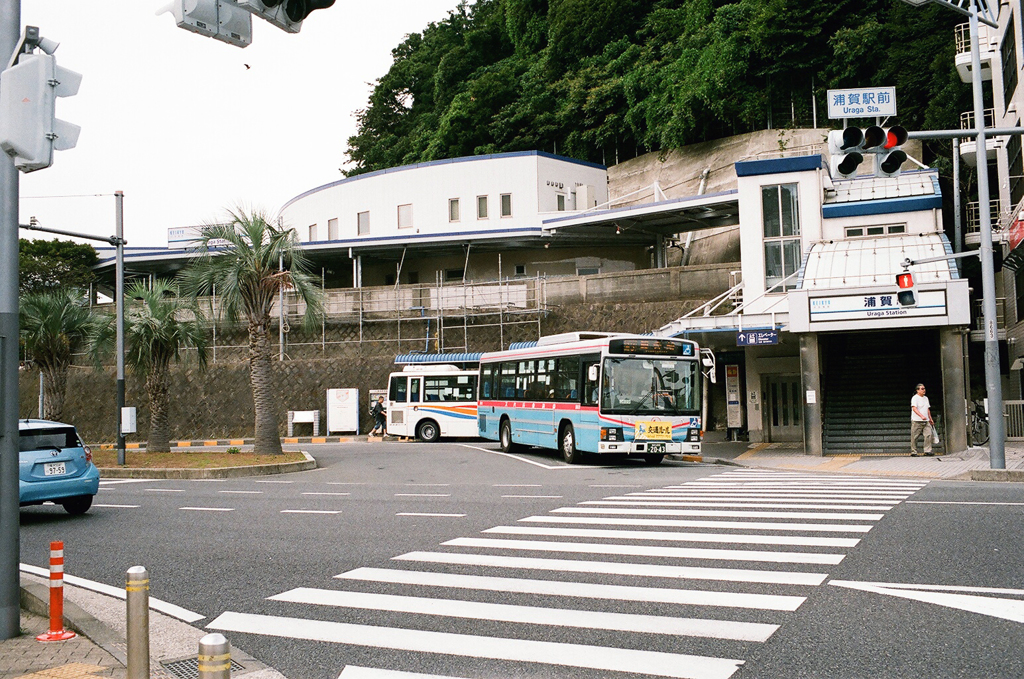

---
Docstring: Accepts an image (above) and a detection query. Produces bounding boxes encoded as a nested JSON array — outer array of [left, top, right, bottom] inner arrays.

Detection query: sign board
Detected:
[[326, 388, 360, 433], [827, 87, 897, 119], [737, 330, 779, 346], [726, 365, 743, 429], [1010, 219, 1024, 253], [809, 290, 946, 322]]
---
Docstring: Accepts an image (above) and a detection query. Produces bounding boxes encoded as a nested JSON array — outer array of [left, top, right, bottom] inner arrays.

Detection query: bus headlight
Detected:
[[601, 427, 624, 442]]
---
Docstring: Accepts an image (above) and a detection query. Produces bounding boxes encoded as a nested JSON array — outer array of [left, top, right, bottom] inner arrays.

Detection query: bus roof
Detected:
[[481, 333, 696, 361]]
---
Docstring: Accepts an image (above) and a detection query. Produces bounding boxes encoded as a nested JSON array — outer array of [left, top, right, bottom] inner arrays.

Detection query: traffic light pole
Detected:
[[0, 0, 20, 642]]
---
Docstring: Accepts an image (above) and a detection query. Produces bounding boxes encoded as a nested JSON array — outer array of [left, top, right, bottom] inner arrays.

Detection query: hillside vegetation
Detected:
[[345, 0, 972, 175]]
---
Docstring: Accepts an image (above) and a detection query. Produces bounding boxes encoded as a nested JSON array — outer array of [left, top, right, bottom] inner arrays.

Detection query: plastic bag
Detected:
[[932, 430, 940, 445]]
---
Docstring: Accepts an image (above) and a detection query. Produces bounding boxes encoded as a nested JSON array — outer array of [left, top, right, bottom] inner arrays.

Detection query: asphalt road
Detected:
[[18, 440, 1024, 679]]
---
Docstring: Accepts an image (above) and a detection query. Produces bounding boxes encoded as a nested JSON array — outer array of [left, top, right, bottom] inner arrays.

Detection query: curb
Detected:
[[99, 437, 364, 449], [19, 576, 278, 678], [98, 451, 316, 479], [955, 469, 1024, 482]]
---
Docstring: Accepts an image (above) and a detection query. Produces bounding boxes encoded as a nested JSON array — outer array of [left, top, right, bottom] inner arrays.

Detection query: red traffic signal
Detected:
[[895, 272, 917, 307]]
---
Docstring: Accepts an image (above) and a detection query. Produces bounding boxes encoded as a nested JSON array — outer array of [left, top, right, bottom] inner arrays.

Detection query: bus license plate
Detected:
[[635, 421, 672, 440], [647, 443, 667, 454], [44, 462, 66, 476]]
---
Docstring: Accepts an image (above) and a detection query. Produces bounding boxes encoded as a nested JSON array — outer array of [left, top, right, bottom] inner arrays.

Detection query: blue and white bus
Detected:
[[477, 332, 714, 464]]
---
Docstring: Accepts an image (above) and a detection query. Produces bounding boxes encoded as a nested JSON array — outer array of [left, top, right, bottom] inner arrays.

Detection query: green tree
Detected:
[[19, 239, 99, 295], [20, 288, 107, 422], [124, 280, 210, 453], [179, 209, 323, 455]]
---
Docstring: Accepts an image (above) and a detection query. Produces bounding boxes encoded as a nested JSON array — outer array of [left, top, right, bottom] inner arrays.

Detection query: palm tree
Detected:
[[20, 288, 107, 422], [124, 280, 210, 453], [179, 208, 323, 455]]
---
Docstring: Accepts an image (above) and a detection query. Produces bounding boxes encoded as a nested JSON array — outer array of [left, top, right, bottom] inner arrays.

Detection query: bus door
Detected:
[[578, 354, 601, 450], [388, 374, 409, 434]]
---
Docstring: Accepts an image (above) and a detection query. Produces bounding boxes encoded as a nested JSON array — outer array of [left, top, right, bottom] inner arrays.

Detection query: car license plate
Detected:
[[44, 462, 66, 476], [635, 421, 672, 441], [647, 443, 666, 454]]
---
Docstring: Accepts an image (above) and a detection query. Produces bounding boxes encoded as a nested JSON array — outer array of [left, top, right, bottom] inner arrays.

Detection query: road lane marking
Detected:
[[905, 501, 1024, 506], [146, 488, 185, 492], [20, 564, 204, 622], [336, 567, 807, 611], [206, 611, 744, 679], [302, 492, 351, 496], [582, 500, 897, 511], [484, 525, 860, 548], [553, 507, 884, 521], [625, 492, 911, 501], [443, 537, 845, 566], [180, 507, 235, 512], [520, 514, 874, 532], [220, 490, 262, 494], [271, 588, 780, 642], [829, 580, 1024, 624], [282, 509, 342, 514], [397, 513, 466, 517], [494, 484, 542, 487], [458, 444, 599, 470], [393, 551, 829, 586], [93, 504, 140, 508], [395, 493, 451, 498], [404, 484, 451, 487], [255, 480, 294, 484], [339, 668, 471, 678], [501, 495, 563, 499]]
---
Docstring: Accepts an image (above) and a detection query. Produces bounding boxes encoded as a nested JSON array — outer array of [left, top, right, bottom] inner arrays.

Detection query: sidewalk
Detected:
[[2, 573, 286, 679], [702, 438, 1024, 481]]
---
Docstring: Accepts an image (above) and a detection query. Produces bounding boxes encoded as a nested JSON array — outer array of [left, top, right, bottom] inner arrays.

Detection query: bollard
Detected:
[[125, 566, 150, 679], [198, 633, 231, 679], [36, 541, 76, 642]]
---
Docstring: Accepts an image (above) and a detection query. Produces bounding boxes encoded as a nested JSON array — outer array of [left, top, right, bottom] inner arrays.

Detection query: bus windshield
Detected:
[[601, 357, 699, 415]]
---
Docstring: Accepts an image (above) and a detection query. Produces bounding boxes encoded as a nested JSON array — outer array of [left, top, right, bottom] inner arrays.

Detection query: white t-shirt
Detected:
[[911, 394, 931, 422]]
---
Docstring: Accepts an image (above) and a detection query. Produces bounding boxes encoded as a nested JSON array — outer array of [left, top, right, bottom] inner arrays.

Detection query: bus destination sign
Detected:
[[609, 338, 695, 357]]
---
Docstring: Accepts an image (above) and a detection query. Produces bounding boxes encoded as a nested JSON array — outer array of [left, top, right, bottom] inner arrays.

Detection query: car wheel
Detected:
[[560, 424, 583, 464], [417, 420, 440, 443], [62, 495, 93, 515]]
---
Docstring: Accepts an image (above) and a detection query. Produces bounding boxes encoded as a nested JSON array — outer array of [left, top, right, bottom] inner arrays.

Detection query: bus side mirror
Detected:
[[700, 349, 717, 384], [588, 364, 599, 382]]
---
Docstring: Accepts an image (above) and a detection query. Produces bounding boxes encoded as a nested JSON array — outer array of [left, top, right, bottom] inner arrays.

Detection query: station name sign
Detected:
[[809, 290, 946, 322], [827, 87, 897, 119]]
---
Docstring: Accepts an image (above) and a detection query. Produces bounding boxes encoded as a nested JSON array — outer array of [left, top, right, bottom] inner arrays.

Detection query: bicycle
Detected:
[[970, 402, 989, 446]]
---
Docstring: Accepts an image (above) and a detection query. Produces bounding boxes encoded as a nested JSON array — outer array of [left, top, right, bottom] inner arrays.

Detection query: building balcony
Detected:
[[971, 297, 1008, 343], [955, 22, 998, 84], [959, 109, 1003, 166], [965, 199, 1009, 246]]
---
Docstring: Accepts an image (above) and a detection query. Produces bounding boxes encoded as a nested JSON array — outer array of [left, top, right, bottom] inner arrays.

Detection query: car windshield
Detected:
[[19, 427, 78, 453], [601, 357, 699, 415]]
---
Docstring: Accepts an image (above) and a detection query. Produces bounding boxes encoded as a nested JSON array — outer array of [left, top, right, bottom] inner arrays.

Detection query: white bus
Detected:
[[478, 332, 714, 464], [386, 365, 479, 441]]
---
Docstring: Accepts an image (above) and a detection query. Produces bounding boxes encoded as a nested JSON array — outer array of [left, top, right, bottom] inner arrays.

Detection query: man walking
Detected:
[[369, 396, 387, 437], [911, 383, 935, 456]]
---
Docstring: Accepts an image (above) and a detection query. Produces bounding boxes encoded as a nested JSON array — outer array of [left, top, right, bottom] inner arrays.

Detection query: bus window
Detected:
[[410, 377, 421, 403], [424, 375, 478, 402], [499, 362, 516, 399], [554, 356, 580, 400], [390, 375, 408, 403], [581, 357, 600, 406]]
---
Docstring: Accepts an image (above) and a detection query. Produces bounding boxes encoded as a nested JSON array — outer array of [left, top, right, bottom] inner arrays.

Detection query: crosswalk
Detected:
[[207, 469, 929, 679]]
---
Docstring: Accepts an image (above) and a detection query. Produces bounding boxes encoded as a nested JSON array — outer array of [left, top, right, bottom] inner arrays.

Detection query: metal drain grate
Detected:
[[161, 656, 246, 679]]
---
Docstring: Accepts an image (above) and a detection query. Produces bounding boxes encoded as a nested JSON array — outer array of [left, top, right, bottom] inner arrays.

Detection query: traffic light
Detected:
[[0, 31, 81, 173], [237, 0, 335, 33], [896, 271, 917, 308], [875, 126, 908, 178], [828, 125, 909, 180], [158, 0, 253, 48]]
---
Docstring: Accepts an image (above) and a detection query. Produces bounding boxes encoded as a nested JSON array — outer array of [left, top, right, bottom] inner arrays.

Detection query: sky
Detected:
[[16, 0, 466, 247]]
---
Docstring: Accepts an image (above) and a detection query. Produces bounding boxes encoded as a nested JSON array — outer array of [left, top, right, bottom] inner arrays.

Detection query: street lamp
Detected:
[[899, 0, 1004, 469]]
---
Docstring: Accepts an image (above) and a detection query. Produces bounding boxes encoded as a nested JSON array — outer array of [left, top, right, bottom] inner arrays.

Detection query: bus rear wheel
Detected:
[[500, 419, 521, 453], [417, 420, 440, 443], [560, 423, 584, 464]]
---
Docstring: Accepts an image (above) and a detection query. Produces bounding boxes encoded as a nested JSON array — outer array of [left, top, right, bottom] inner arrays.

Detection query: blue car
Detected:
[[19, 419, 100, 515]]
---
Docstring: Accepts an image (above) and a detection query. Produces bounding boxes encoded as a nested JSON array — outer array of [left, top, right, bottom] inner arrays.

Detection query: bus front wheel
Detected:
[[417, 420, 440, 443], [500, 419, 521, 453], [560, 423, 583, 464]]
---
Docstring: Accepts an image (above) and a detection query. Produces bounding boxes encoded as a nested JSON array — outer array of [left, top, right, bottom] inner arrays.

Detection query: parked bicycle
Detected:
[[970, 402, 989, 446]]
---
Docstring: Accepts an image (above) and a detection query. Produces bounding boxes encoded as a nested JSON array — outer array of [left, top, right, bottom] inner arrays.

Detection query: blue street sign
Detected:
[[737, 330, 779, 346]]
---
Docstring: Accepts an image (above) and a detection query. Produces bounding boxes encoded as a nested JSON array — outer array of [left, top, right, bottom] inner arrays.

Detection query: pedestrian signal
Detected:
[[896, 272, 917, 308]]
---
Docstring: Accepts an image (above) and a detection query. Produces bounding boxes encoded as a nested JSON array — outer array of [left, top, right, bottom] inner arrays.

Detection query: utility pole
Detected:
[[0, 0, 21, 642]]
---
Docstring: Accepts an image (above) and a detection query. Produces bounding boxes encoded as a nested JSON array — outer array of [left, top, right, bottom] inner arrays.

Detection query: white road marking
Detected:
[[626, 493, 911, 501], [220, 490, 263, 494], [393, 551, 828, 586], [395, 493, 451, 498], [302, 492, 351, 496], [336, 567, 807, 611], [590, 484, 644, 488], [521, 514, 875, 532], [339, 667, 471, 679], [93, 504, 140, 508], [681, 482, 925, 490], [272, 588, 779, 642], [19, 564, 204, 623], [207, 611, 744, 679], [484, 525, 860, 548], [443, 537, 845, 566], [458, 444, 598, 470], [396, 513, 466, 517], [829, 580, 1024, 624], [493, 484, 542, 487], [501, 495, 563, 499], [583, 500, 897, 511], [404, 483, 451, 487], [282, 509, 341, 514], [180, 507, 235, 512], [328, 482, 367, 485], [146, 488, 185, 493], [255, 480, 294, 484], [905, 501, 1024, 506], [553, 507, 884, 521], [99, 479, 158, 485]]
